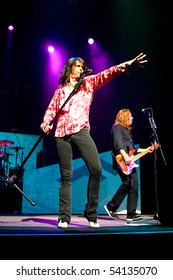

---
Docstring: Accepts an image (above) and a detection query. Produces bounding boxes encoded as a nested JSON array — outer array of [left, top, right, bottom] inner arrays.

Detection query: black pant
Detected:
[[55, 127, 102, 223], [107, 166, 138, 216]]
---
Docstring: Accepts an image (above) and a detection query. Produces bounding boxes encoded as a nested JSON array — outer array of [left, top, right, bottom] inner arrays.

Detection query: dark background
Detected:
[[0, 0, 171, 221]]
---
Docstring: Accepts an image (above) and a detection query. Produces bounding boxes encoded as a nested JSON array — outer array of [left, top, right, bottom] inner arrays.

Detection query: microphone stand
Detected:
[[4, 76, 85, 206], [146, 108, 167, 220]]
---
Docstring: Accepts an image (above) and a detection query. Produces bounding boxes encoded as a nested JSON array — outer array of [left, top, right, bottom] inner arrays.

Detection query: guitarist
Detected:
[[104, 108, 154, 222]]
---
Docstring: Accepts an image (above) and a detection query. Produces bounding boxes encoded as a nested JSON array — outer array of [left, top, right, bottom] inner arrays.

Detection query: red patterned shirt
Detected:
[[41, 64, 126, 137]]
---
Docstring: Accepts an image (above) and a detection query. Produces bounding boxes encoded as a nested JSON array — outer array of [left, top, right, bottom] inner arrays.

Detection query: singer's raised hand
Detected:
[[125, 53, 148, 69]]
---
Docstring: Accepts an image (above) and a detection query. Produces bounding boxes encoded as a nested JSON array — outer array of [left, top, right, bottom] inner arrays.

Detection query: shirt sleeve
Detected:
[[84, 64, 127, 93], [112, 124, 125, 152], [40, 87, 60, 128]]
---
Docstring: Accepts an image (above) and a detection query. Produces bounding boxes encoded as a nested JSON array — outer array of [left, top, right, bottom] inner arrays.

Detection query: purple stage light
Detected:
[[8, 25, 14, 31], [48, 46, 54, 53]]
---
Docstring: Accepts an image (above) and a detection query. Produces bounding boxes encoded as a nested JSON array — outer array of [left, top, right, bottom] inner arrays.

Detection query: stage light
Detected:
[[48, 46, 54, 53], [88, 38, 94, 45], [8, 25, 14, 31]]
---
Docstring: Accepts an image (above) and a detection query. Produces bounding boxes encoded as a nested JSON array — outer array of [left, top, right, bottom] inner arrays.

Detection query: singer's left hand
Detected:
[[126, 53, 148, 69]]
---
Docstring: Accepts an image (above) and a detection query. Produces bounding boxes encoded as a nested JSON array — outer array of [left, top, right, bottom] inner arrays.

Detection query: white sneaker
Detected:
[[89, 221, 100, 228], [58, 219, 69, 229]]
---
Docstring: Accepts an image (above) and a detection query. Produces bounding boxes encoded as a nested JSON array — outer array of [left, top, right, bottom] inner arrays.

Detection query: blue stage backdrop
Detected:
[[0, 132, 140, 214], [21, 145, 141, 214]]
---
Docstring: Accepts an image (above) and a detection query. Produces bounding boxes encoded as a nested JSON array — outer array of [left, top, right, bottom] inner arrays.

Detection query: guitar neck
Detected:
[[132, 143, 159, 162], [132, 148, 151, 162]]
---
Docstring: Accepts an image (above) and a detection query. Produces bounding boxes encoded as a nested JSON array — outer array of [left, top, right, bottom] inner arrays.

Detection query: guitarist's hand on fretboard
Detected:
[[148, 144, 158, 153]]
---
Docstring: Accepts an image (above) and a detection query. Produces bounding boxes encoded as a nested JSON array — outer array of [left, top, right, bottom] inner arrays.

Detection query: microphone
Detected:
[[142, 107, 151, 113], [81, 68, 93, 75]]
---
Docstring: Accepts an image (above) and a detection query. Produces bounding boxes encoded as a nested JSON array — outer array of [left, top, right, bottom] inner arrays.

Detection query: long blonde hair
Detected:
[[113, 109, 132, 131]]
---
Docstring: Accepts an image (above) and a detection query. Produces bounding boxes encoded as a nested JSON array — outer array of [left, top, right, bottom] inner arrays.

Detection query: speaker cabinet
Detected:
[[0, 170, 23, 214]]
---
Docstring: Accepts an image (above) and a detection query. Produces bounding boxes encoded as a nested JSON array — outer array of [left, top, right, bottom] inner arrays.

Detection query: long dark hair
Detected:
[[59, 57, 86, 85]]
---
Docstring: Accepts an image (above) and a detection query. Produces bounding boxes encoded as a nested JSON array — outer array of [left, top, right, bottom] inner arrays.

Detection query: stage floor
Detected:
[[0, 214, 167, 235], [1, 214, 173, 260]]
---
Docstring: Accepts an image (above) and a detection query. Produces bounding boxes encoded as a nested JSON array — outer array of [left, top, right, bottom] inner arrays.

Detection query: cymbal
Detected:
[[0, 140, 14, 146], [9, 146, 25, 150]]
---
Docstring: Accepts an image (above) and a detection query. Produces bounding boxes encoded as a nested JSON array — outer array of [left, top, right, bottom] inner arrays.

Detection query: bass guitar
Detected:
[[115, 143, 160, 175]]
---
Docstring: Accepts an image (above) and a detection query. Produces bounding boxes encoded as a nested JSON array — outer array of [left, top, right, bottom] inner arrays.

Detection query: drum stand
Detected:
[[0, 145, 35, 206], [0, 147, 11, 178]]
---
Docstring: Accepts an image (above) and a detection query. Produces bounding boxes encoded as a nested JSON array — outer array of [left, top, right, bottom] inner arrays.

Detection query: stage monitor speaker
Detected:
[[36, 148, 58, 168], [159, 213, 173, 226], [157, 164, 172, 226], [0, 183, 23, 214], [0, 170, 23, 214], [158, 194, 173, 227]]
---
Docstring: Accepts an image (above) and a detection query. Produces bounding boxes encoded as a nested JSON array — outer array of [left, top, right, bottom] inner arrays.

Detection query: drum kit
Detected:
[[0, 139, 35, 206], [0, 139, 25, 179]]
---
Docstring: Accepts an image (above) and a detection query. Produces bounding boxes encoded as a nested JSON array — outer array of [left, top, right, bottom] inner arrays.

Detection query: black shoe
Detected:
[[127, 214, 143, 222], [104, 205, 119, 219]]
